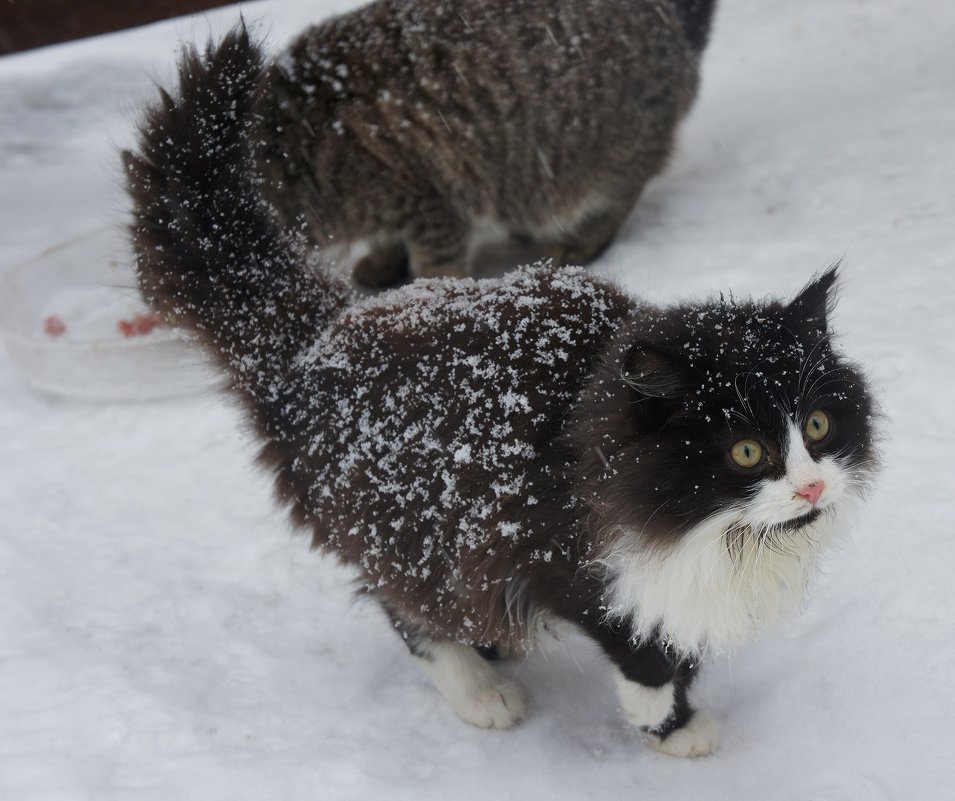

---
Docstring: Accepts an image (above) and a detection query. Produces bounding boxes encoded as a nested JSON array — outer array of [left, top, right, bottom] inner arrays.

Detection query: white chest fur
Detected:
[[599, 426, 861, 655]]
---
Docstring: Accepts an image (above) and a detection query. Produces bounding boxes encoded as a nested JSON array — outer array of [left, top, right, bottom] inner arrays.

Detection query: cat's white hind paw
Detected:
[[415, 640, 527, 730], [644, 711, 721, 758], [448, 675, 528, 729]]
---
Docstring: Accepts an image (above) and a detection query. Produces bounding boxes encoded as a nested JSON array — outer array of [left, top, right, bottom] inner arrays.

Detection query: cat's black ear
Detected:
[[622, 345, 689, 400], [622, 344, 693, 430], [786, 265, 839, 331]]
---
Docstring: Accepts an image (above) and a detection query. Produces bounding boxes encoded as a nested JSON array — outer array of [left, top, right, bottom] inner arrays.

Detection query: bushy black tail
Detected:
[[124, 26, 348, 401], [671, 0, 718, 52]]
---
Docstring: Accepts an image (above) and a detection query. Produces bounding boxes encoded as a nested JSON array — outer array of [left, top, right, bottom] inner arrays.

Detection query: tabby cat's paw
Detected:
[[352, 250, 408, 288], [644, 711, 721, 758]]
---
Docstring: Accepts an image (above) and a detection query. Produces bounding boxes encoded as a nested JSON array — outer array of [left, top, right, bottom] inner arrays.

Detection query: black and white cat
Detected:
[[124, 30, 878, 757]]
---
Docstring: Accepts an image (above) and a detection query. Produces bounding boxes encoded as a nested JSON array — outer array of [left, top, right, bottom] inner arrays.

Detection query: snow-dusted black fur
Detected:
[[123, 31, 350, 405], [126, 29, 878, 751]]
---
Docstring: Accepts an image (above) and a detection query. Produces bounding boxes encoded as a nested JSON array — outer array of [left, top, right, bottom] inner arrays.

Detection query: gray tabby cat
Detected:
[[257, 0, 717, 285]]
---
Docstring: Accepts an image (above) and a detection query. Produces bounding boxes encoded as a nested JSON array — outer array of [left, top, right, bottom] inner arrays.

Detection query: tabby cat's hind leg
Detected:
[[403, 198, 471, 278], [352, 237, 409, 287], [545, 207, 626, 268], [539, 191, 646, 267]]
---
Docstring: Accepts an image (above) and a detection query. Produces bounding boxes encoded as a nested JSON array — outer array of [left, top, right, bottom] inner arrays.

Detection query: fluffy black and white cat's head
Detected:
[[573, 268, 879, 654]]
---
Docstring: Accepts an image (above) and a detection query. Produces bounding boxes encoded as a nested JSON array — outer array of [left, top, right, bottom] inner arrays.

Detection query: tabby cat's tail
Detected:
[[124, 26, 348, 401], [672, 0, 718, 53]]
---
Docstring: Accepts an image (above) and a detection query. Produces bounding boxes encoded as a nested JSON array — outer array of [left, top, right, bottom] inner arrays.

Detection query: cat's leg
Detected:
[[352, 236, 409, 287], [546, 208, 626, 267], [381, 603, 527, 729], [642, 701, 721, 758], [413, 639, 528, 729], [588, 621, 720, 757], [541, 194, 640, 267], [402, 199, 471, 278]]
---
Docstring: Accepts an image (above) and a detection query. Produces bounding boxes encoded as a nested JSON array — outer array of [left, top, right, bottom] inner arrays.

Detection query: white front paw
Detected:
[[614, 675, 675, 729], [644, 711, 721, 758]]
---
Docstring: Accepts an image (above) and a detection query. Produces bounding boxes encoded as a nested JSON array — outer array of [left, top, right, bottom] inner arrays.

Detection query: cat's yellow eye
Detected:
[[730, 439, 764, 468], [805, 410, 831, 442]]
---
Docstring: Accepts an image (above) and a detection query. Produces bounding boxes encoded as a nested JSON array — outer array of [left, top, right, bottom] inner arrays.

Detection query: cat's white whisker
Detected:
[[730, 524, 763, 620], [795, 334, 830, 399]]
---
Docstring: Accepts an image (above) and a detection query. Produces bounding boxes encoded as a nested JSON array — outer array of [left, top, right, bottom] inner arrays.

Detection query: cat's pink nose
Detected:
[[795, 481, 825, 506]]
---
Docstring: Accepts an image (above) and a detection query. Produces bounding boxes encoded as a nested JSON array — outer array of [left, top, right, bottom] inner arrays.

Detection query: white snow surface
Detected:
[[1, 1, 952, 798]]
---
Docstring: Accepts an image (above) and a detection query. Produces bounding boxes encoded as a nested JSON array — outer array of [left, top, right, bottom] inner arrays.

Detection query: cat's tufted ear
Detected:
[[622, 342, 696, 413], [622, 345, 689, 400], [621, 344, 695, 430], [786, 265, 839, 332]]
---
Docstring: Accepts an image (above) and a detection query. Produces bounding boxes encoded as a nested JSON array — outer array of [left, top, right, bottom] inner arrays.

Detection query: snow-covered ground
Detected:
[[1, 1, 952, 798]]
